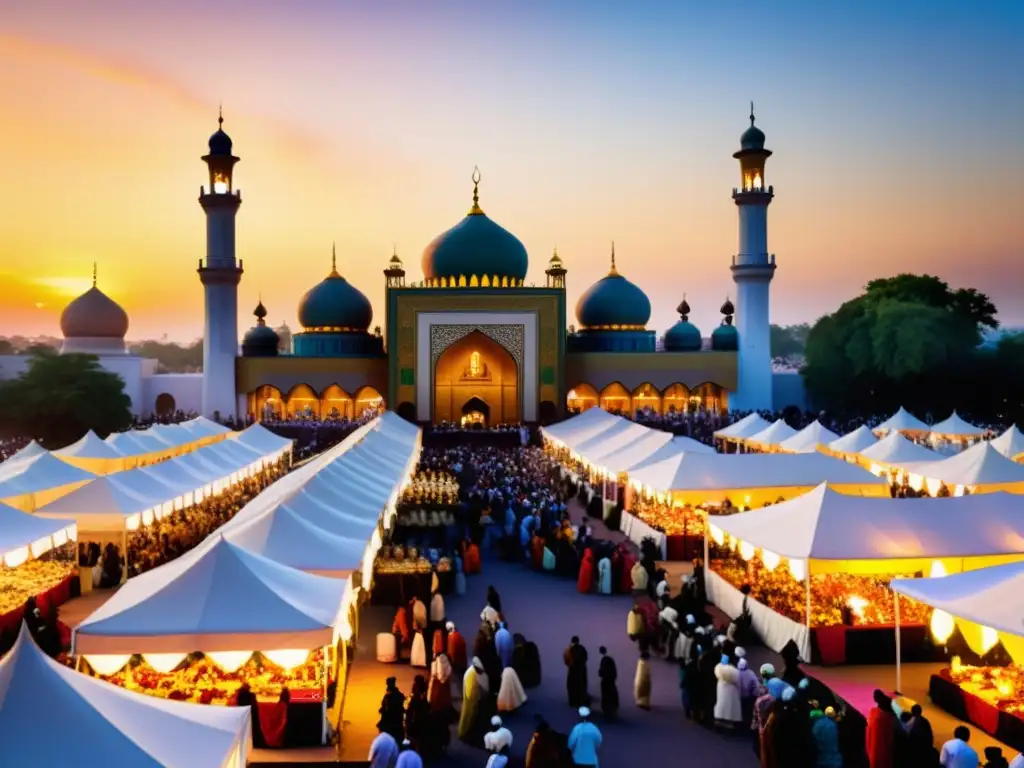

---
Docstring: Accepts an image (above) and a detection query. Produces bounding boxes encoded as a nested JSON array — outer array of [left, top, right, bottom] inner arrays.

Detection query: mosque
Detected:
[[4, 110, 790, 424]]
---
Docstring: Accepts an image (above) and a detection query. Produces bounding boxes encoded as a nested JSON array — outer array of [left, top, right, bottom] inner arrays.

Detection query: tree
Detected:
[[0, 349, 132, 446], [0, 339, 13, 355], [802, 274, 1001, 417], [128, 339, 203, 373], [770, 323, 810, 358]]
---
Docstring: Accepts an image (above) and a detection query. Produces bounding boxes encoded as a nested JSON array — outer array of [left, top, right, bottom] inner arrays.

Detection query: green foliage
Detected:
[[802, 274, 1008, 419], [0, 339, 13, 355], [0, 350, 133, 446], [128, 339, 203, 373], [770, 323, 810, 358]]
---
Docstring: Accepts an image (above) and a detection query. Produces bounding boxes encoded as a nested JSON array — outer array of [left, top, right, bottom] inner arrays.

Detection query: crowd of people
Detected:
[[0, 436, 30, 461]]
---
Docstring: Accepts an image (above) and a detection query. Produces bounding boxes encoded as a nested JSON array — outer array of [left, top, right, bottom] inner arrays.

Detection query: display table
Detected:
[[665, 534, 702, 562], [618, 511, 667, 559], [930, 669, 1024, 753], [255, 693, 324, 748], [0, 573, 75, 638], [371, 571, 433, 606]]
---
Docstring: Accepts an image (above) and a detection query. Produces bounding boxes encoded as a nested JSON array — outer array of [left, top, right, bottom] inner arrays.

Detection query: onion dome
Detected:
[[60, 264, 129, 339], [241, 300, 280, 357], [297, 243, 373, 331], [207, 108, 233, 156], [740, 103, 766, 151], [663, 296, 702, 352], [421, 168, 528, 284], [575, 243, 651, 329], [711, 297, 738, 351]]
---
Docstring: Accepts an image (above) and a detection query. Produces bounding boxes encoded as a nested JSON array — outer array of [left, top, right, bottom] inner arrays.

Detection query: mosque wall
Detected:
[[235, 356, 388, 402], [143, 373, 202, 419], [564, 351, 738, 393]]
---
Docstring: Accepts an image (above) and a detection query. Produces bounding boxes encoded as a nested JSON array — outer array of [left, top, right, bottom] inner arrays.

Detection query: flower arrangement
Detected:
[[948, 656, 1024, 716], [0, 559, 76, 616]]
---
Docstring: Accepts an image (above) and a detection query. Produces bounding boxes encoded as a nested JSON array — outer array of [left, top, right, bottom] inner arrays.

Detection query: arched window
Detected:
[[599, 382, 631, 414]]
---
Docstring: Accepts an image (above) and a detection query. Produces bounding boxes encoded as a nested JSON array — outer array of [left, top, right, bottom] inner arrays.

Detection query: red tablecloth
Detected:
[[0, 574, 74, 638], [938, 669, 1001, 735]]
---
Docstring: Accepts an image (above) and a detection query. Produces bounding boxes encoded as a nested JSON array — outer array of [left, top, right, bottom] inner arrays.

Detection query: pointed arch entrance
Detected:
[[434, 330, 518, 424]]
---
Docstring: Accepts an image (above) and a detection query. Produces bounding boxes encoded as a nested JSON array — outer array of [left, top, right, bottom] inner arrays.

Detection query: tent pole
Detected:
[[805, 573, 811, 629], [895, 591, 903, 695]]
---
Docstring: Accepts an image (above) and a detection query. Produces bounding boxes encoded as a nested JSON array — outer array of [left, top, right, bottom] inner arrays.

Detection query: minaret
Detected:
[[730, 103, 775, 411], [545, 247, 566, 288], [197, 109, 243, 421], [384, 244, 406, 288]]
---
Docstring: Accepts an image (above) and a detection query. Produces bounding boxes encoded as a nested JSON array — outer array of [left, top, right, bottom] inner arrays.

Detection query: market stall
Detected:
[[778, 420, 841, 455], [992, 426, 1024, 462], [0, 451, 95, 512], [105, 429, 177, 465], [706, 484, 1024, 665], [73, 535, 350, 749], [540, 407, 619, 452], [892, 562, 1024, 751], [873, 406, 931, 438], [823, 425, 878, 460], [742, 419, 799, 453], [53, 430, 131, 475], [902, 441, 1024, 496], [712, 413, 771, 452], [857, 431, 940, 477], [0, 625, 252, 767], [928, 410, 988, 451]]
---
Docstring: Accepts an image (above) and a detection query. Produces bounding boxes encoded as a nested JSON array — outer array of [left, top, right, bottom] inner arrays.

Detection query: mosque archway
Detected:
[[353, 386, 385, 418], [320, 385, 353, 421], [693, 382, 728, 412], [567, 383, 598, 413], [599, 382, 631, 414], [631, 382, 662, 416], [460, 396, 490, 427], [154, 393, 176, 418], [434, 330, 518, 424], [285, 384, 320, 419], [250, 385, 284, 422], [663, 383, 690, 414]]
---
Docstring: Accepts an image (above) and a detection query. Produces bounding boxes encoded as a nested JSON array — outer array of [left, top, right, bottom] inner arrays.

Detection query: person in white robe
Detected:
[[411, 597, 428, 631], [410, 629, 428, 668], [483, 715, 513, 753], [713, 654, 743, 726], [429, 591, 445, 624], [496, 666, 528, 712], [368, 728, 399, 768], [630, 561, 648, 593], [480, 604, 500, 630]]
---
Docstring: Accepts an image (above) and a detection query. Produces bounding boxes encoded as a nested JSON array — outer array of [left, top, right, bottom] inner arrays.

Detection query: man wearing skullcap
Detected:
[[568, 706, 603, 767]]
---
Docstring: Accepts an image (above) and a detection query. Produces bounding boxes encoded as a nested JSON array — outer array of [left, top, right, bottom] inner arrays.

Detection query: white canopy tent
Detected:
[[108, 429, 176, 462], [571, 418, 654, 469], [35, 476, 168, 533], [826, 425, 878, 457], [4, 440, 46, 463], [0, 625, 251, 768], [778, 421, 841, 454], [929, 411, 986, 439], [901, 441, 1024, 494], [0, 451, 95, 511], [73, 535, 349, 655], [990, 426, 1024, 461], [873, 407, 931, 437], [858, 431, 939, 473], [743, 419, 799, 452], [233, 423, 295, 457], [54, 430, 129, 475], [541, 407, 618, 449], [712, 413, 772, 442], [0, 500, 76, 567], [628, 451, 887, 505], [181, 416, 233, 439]]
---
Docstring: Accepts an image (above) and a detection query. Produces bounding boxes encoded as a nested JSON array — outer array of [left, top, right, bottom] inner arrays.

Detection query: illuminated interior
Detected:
[[598, 382, 631, 413], [250, 385, 284, 421], [631, 382, 662, 414], [567, 384, 599, 412], [662, 383, 690, 412], [320, 384, 353, 420], [285, 384, 320, 419]]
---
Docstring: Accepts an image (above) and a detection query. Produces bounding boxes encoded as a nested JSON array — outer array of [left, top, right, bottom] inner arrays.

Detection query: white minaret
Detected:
[[730, 104, 775, 412], [198, 110, 243, 421]]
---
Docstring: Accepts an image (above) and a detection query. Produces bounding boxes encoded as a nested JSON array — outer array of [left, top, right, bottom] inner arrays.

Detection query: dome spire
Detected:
[[92, 261, 97, 288], [468, 166, 484, 216], [254, 295, 267, 325], [749, 100, 755, 126], [218, 103, 224, 128], [609, 241, 618, 275], [329, 241, 340, 277]]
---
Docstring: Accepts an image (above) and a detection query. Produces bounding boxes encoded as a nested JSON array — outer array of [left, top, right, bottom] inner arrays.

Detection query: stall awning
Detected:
[[35, 476, 165, 532], [990, 426, 1024, 460], [0, 451, 95, 497], [778, 421, 841, 454], [827, 425, 878, 455], [233, 423, 294, 454], [929, 410, 985, 438], [713, 413, 771, 440], [873, 406, 930, 436], [54, 431, 125, 461], [859, 431, 939, 466], [744, 419, 798, 449], [902, 441, 1024, 487]]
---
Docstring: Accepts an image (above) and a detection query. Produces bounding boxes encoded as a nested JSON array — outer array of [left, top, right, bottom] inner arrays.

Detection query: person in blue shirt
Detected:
[[568, 706, 603, 767]]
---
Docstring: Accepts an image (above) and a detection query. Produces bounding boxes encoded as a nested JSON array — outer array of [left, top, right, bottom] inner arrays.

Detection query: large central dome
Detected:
[[297, 246, 373, 331], [421, 169, 528, 284]]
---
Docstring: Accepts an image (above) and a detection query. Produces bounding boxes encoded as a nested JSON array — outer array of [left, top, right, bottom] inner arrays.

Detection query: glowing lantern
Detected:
[[847, 596, 869, 621], [929, 560, 947, 578], [930, 609, 955, 644], [761, 549, 781, 572], [788, 558, 807, 582]]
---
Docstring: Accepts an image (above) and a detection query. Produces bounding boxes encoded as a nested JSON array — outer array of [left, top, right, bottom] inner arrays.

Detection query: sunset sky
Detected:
[[1, 1, 1021, 343]]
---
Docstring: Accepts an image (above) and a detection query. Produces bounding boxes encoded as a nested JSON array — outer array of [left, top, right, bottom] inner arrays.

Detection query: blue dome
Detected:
[[664, 299, 702, 351], [575, 251, 651, 329], [712, 323, 738, 351], [740, 124, 765, 151], [297, 250, 373, 331], [242, 302, 279, 356]]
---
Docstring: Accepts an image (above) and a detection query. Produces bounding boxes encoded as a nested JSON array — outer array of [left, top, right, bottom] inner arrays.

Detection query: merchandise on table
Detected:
[[0, 557, 76, 616], [374, 546, 433, 575], [947, 656, 1024, 717], [396, 508, 457, 528], [400, 470, 459, 506], [91, 648, 327, 704]]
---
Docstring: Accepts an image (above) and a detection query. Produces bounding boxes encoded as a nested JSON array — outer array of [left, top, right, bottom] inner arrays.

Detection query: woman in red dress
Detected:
[[576, 548, 595, 593], [531, 534, 545, 570], [462, 539, 482, 575], [620, 550, 637, 593], [445, 621, 468, 674]]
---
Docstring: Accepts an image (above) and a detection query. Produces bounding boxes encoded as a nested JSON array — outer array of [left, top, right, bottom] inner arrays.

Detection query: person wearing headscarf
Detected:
[[714, 653, 743, 727], [428, 652, 454, 716], [457, 658, 489, 742], [597, 554, 612, 595], [737, 652, 761, 727], [577, 548, 596, 593], [446, 621, 467, 674], [866, 689, 898, 768], [481, 604, 500, 630], [752, 664, 777, 759], [377, 677, 406, 743], [525, 718, 562, 768], [568, 706, 603, 768], [766, 687, 814, 768], [497, 666, 528, 712], [809, 702, 843, 768], [394, 740, 423, 768], [494, 621, 514, 670], [462, 537, 481, 574], [563, 635, 590, 708], [410, 628, 428, 668], [368, 725, 400, 768], [483, 715, 514, 753], [633, 650, 652, 710], [598, 646, 619, 719]]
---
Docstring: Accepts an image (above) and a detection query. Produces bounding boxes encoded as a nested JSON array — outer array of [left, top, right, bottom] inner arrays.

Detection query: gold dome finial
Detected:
[[468, 166, 484, 215], [329, 241, 340, 277], [92, 261, 97, 288], [749, 101, 755, 126], [218, 103, 224, 128], [609, 241, 618, 275]]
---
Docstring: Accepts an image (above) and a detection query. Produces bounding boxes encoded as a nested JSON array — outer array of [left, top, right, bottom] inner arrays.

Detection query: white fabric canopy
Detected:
[[827, 425, 878, 455], [119, 430, 174, 455], [903, 441, 1024, 487], [5, 440, 46, 463], [180, 416, 232, 438], [744, 419, 798, 449], [74, 535, 348, 654], [35, 476, 164, 532], [541, 408, 617, 447], [990, 426, 1024, 460], [572, 418, 653, 466], [623, 436, 715, 474], [629, 451, 884, 495], [0, 451, 95, 497], [710, 483, 1024, 563], [891, 562, 1024, 639], [778, 421, 841, 454], [874, 406, 930, 436], [859, 431, 939, 466], [0, 625, 250, 768], [105, 431, 159, 458], [148, 424, 194, 446], [713, 413, 771, 440], [233, 423, 294, 454], [0, 501, 75, 562], [929, 411, 985, 438], [54, 431, 126, 461]]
